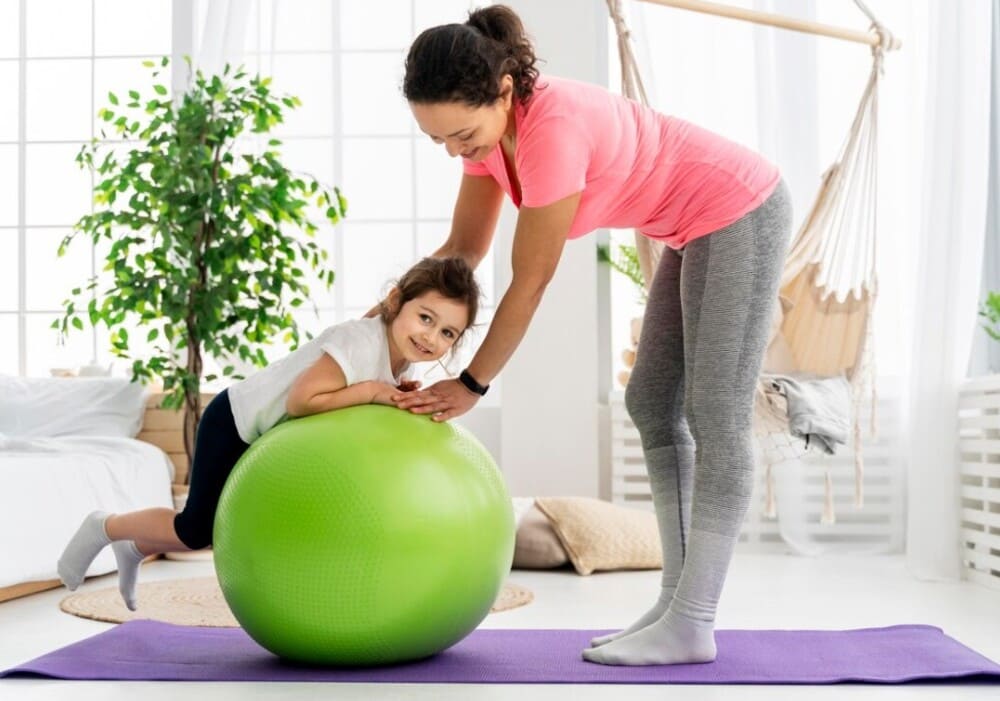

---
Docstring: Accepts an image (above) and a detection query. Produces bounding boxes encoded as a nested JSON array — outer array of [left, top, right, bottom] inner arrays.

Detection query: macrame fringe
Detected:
[[765, 462, 777, 518], [822, 469, 836, 525]]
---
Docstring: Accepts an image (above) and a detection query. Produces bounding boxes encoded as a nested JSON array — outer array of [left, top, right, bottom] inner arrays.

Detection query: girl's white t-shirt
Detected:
[[227, 317, 415, 443]]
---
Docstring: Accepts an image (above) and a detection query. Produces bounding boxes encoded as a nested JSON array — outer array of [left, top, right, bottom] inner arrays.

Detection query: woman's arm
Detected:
[[431, 173, 505, 268], [286, 354, 391, 417], [465, 190, 580, 383], [394, 190, 582, 420]]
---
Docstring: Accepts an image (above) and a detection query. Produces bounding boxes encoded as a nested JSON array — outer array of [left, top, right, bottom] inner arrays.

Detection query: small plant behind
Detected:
[[597, 241, 647, 304]]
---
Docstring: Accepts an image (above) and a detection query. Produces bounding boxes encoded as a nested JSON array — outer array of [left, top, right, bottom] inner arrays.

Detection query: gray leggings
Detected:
[[625, 181, 793, 538]]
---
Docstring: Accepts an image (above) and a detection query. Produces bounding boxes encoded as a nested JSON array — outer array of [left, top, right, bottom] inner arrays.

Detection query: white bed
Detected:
[[0, 435, 173, 588], [0, 376, 174, 594]]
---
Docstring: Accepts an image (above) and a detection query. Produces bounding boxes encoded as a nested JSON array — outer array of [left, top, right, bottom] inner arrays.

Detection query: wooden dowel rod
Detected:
[[640, 0, 901, 51]]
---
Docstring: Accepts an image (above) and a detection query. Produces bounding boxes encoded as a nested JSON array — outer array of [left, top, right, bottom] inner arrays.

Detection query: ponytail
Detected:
[[403, 4, 540, 106]]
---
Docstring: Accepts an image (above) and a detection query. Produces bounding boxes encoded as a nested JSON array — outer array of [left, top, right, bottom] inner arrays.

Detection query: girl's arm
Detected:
[[286, 354, 394, 417]]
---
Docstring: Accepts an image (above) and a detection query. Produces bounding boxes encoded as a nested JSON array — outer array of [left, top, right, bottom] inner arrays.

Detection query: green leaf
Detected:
[[153, 84, 168, 96], [108, 92, 119, 106], [72, 317, 83, 330]]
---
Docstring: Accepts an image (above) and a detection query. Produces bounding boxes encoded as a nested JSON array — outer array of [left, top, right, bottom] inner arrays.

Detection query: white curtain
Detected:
[[906, 1, 993, 580], [193, 0, 252, 76], [969, 0, 1000, 377]]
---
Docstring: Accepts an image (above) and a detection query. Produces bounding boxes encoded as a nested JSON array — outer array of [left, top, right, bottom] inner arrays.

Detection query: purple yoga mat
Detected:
[[3, 621, 999, 684]]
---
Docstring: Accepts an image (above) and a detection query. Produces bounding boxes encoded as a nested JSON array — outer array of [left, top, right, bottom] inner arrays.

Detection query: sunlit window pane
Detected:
[[0, 1, 18, 59], [341, 138, 412, 220], [25, 227, 91, 312], [341, 52, 410, 136], [413, 1, 476, 35], [261, 0, 333, 53], [0, 145, 17, 226], [25, 0, 91, 58], [0, 229, 17, 311], [414, 138, 462, 219], [25, 143, 91, 226], [24, 312, 93, 377], [341, 1, 411, 51], [268, 54, 334, 137], [278, 138, 335, 187], [25, 60, 91, 141], [0, 62, 18, 140], [94, 0, 171, 57], [0, 314, 17, 373], [339, 222, 415, 309], [417, 222, 496, 305]]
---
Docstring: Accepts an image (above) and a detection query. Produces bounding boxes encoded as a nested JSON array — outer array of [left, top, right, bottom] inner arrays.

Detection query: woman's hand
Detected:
[[392, 379, 480, 421]]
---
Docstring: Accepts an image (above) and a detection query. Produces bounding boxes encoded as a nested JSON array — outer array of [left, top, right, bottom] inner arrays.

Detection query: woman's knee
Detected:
[[684, 403, 754, 448], [625, 375, 689, 445]]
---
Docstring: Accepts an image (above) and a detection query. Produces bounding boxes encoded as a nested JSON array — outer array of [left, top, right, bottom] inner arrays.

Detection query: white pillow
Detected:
[[0, 375, 149, 438]]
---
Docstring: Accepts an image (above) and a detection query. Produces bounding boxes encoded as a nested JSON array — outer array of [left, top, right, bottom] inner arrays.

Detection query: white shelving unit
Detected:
[[958, 375, 1000, 590], [609, 385, 906, 553]]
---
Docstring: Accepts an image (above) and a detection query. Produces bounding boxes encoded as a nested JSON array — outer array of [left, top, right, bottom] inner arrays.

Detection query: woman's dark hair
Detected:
[[403, 5, 540, 107], [380, 257, 481, 343]]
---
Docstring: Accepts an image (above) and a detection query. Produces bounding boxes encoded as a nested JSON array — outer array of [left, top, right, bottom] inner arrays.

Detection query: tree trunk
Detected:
[[182, 341, 204, 485]]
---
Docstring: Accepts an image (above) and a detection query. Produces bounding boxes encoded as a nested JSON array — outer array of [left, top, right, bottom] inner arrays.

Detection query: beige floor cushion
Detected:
[[534, 497, 662, 576]]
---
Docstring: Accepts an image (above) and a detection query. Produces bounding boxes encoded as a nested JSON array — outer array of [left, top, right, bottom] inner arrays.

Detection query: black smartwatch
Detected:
[[458, 369, 489, 396]]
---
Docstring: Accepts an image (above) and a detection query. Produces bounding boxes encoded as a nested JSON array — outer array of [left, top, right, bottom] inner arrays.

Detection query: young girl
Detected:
[[57, 256, 481, 610]]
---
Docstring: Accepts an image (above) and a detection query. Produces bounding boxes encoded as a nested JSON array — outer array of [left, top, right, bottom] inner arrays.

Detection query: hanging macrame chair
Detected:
[[605, 0, 897, 522]]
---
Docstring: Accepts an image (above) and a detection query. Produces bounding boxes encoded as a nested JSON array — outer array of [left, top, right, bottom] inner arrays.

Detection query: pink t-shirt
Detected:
[[463, 76, 780, 248]]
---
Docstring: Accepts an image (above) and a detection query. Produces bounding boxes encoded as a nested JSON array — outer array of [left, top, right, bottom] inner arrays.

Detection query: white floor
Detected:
[[1, 554, 998, 700]]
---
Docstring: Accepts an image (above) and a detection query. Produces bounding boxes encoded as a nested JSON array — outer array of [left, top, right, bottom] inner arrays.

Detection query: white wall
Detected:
[[488, 0, 609, 497]]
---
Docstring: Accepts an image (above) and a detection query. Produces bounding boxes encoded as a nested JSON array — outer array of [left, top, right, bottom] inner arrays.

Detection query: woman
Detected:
[[394, 5, 792, 666]]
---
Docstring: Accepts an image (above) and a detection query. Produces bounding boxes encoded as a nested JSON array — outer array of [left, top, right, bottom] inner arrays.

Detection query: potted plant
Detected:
[[57, 57, 347, 489], [598, 242, 647, 387], [979, 291, 1000, 342]]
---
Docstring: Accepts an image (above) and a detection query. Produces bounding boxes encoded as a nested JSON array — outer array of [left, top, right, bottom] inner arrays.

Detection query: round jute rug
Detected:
[[59, 577, 533, 627]]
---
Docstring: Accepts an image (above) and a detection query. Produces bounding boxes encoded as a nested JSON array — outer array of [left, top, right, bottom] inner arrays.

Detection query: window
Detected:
[[2, 0, 496, 389]]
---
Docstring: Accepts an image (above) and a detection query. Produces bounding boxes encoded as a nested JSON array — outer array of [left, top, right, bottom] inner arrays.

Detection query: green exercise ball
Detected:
[[212, 405, 514, 666]]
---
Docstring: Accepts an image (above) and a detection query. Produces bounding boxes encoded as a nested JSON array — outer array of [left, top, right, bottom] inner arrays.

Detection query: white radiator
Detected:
[[958, 375, 1000, 590], [609, 384, 906, 554]]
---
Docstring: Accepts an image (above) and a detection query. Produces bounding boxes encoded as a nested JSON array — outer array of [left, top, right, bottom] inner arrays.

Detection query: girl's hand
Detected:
[[396, 379, 422, 393], [370, 382, 404, 406], [392, 378, 479, 422]]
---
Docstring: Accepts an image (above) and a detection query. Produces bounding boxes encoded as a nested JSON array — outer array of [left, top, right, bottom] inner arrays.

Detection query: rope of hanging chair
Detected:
[[604, 0, 663, 287]]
